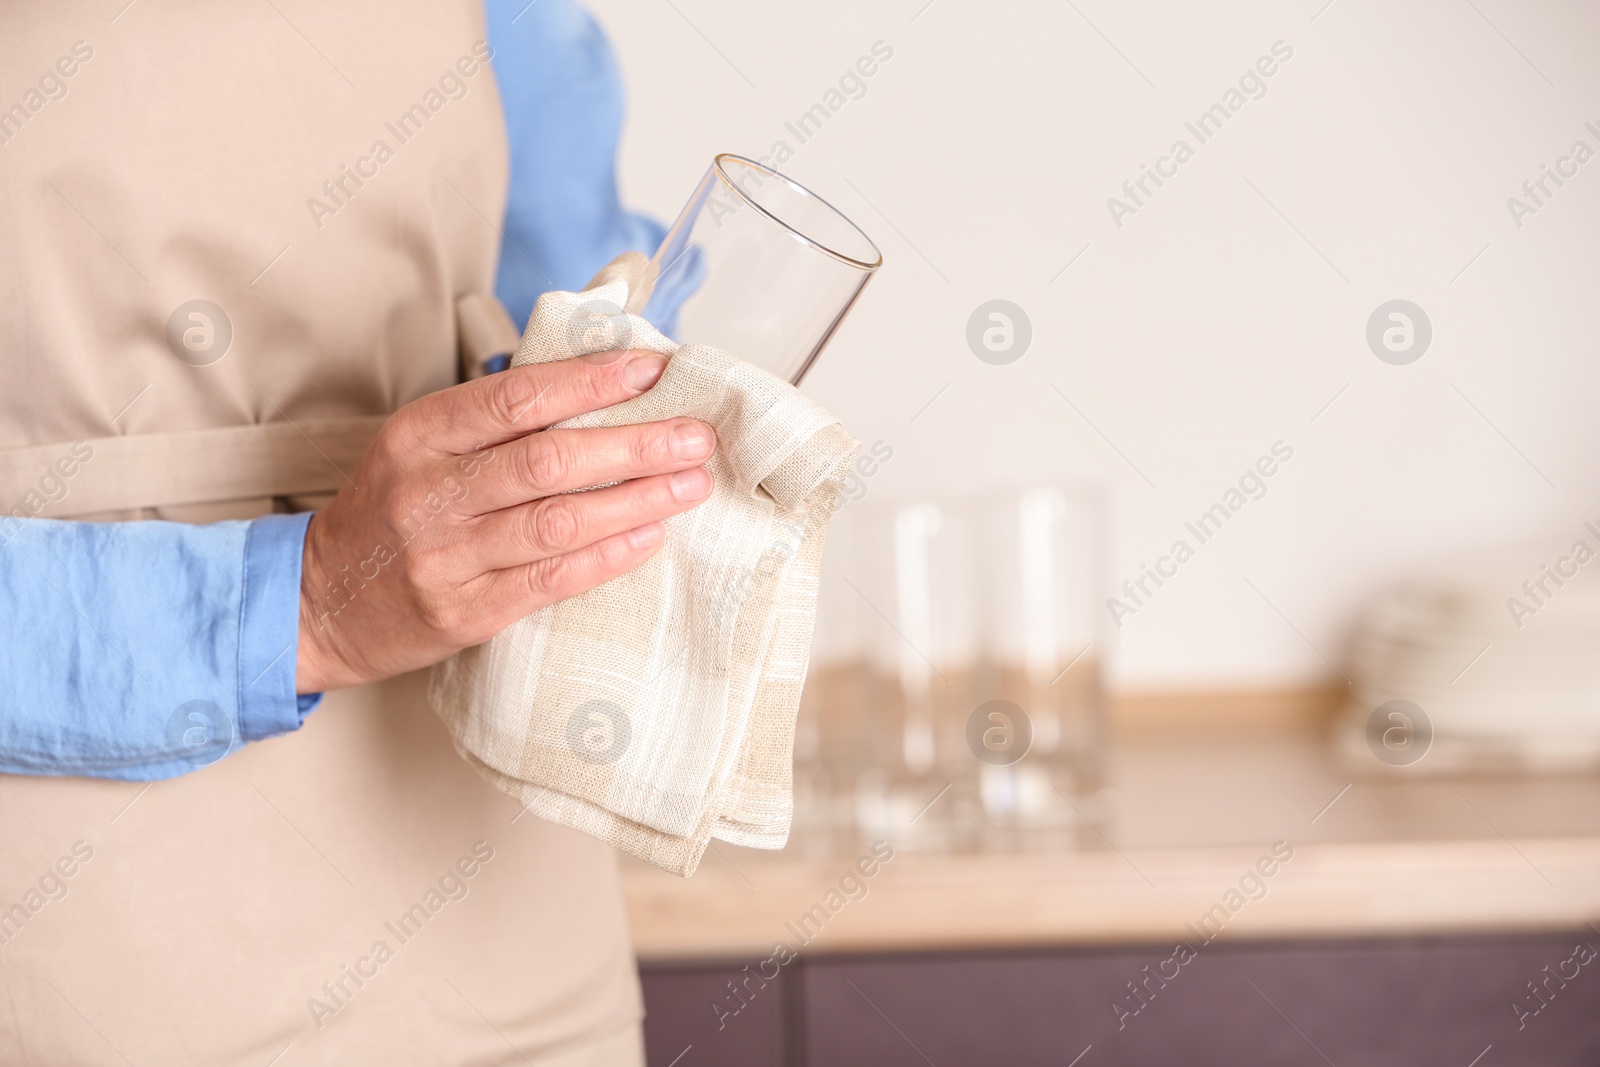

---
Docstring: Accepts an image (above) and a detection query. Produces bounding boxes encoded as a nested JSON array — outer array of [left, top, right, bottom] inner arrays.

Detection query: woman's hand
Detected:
[[295, 349, 713, 693]]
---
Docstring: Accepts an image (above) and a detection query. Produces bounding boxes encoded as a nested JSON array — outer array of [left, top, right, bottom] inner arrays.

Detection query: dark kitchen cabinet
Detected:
[[643, 932, 1600, 1066]]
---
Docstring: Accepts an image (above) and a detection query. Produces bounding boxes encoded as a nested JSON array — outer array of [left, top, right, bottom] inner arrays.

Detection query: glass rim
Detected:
[[712, 152, 884, 272]]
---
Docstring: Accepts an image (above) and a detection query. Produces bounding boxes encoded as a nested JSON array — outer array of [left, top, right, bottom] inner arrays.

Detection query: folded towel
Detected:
[[430, 252, 858, 876]]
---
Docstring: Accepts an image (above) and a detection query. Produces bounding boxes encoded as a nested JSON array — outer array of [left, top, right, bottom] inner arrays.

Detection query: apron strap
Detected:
[[2, 293, 518, 520], [0, 416, 386, 520]]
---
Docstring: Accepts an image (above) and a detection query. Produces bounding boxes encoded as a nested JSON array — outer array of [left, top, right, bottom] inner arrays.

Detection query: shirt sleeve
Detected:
[[486, 0, 667, 329], [0, 513, 319, 780]]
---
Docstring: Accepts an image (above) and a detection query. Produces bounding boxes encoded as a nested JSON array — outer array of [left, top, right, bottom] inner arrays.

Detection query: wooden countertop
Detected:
[[623, 725, 1600, 961]]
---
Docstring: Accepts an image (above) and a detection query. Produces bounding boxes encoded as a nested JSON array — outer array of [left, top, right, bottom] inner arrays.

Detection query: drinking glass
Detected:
[[964, 488, 1110, 850], [800, 487, 1112, 854], [633, 153, 883, 385], [840, 497, 983, 853]]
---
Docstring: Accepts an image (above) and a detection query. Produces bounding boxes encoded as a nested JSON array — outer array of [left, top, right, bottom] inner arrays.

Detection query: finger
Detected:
[[461, 418, 715, 516], [393, 349, 668, 456], [471, 523, 667, 625], [462, 467, 711, 573]]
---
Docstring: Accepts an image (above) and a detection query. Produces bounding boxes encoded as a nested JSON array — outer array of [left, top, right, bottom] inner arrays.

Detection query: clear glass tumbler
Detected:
[[634, 153, 883, 385], [805, 487, 1112, 855], [964, 488, 1110, 850]]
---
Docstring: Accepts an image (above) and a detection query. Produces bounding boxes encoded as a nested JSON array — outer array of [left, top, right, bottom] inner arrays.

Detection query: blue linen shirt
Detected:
[[0, 0, 664, 780]]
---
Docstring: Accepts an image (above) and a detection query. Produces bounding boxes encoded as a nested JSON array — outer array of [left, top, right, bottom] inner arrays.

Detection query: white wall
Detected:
[[587, 0, 1600, 690]]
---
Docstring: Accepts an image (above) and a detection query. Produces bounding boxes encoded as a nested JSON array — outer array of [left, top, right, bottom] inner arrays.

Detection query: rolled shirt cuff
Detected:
[[238, 512, 322, 741]]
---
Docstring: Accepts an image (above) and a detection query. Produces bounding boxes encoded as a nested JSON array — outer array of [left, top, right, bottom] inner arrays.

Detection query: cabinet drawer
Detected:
[[643, 933, 1600, 1066]]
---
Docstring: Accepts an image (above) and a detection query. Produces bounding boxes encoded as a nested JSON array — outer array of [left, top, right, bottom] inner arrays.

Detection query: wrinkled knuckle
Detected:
[[631, 425, 669, 470], [573, 359, 621, 409], [368, 419, 411, 471], [385, 545, 422, 590], [518, 557, 563, 604], [520, 437, 570, 495], [417, 596, 462, 636], [403, 541, 451, 585], [569, 373, 603, 415], [488, 371, 539, 430], [530, 497, 581, 555]]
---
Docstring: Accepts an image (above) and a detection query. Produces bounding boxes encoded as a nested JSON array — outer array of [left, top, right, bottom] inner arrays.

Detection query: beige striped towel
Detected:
[[430, 252, 858, 876]]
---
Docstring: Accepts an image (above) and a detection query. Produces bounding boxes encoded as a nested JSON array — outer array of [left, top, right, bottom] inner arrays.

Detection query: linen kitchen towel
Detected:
[[431, 252, 857, 876]]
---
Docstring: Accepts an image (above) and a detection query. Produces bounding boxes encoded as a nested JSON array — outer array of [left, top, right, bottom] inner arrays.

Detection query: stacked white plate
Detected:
[[1337, 550, 1600, 773]]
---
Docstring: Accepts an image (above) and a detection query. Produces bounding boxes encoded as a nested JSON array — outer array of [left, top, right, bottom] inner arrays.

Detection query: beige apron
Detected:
[[0, 3, 642, 1063]]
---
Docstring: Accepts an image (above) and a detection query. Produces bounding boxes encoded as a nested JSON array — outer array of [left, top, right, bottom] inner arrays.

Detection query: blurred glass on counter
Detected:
[[794, 487, 1111, 855]]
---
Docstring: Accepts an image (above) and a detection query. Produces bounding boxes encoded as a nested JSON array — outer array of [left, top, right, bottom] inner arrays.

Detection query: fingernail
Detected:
[[628, 523, 664, 550], [622, 354, 666, 392], [671, 422, 713, 460], [669, 467, 712, 502]]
